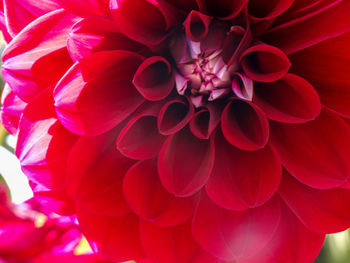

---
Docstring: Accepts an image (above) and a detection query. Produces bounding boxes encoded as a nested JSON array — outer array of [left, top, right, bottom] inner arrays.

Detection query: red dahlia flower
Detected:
[[1, 0, 350, 262]]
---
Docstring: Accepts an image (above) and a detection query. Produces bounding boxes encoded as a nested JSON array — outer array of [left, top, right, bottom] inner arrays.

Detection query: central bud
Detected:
[[170, 11, 253, 108]]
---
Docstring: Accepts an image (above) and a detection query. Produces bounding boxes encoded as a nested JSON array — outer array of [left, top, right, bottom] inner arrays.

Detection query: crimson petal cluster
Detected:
[[1, 0, 350, 262]]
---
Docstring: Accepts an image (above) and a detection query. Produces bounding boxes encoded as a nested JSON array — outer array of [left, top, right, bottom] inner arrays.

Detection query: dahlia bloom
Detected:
[[1, 0, 350, 262], [0, 181, 110, 263]]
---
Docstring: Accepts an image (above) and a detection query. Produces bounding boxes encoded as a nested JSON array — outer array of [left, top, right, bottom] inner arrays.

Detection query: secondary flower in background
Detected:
[[1, 0, 350, 262]]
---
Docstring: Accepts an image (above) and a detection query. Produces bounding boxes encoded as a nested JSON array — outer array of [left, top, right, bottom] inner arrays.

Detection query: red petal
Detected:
[[158, 126, 215, 197], [221, 99, 269, 151], [240, 44, 291, 82], [195, 0, 247, 20], [189, 102, 223, 139], [133, 57, 175, 101], [263, 0, 350, 54], [3, 0, 61, 36], [254, 73, 321, 123], [2, 10, 77, 102], [240, 197, 325, 263], [54, 50, 144, 136], [124, 159, 198, 227], [206, 129, 281, 210], [0, 84, 26, 135], [158, 97, 194, 135], [117, 103, 167, 160], [68, 17, 145, 62], [16, 89, 77, 190], [270, 109, 350, 189], [192, 192, 281, 260], [77, 209, 145, 261], [110, 0, 169, 45], [231, 73, 253, 101], [183, 11, 212, 42], [58, 0, 110, 17], [67, 128, 134, 217], [248, 0, 294, 21], [278, 171, 350, 233], [289, 32, 350, 118]]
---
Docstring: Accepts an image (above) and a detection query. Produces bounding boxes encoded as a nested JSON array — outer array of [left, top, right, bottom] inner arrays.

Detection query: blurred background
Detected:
[[0, 36, 349, 263]]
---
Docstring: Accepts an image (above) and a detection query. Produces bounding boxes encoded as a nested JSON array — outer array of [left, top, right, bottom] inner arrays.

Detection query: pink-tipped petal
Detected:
[[231, 73, 253, 101], [254, 73, 321, 123], [123, 159, 198, 227], [221, 99, 269, 151], [158, 127, 215, 197]]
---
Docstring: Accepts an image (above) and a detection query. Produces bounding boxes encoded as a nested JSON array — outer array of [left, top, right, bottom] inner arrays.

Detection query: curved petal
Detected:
[[195, 0, 247, 20], [117, 103, 167, 160], [68, 17, 145, 62], [4, 0, 61, 36], [240, 197, 325, 263], [58, 0, 110, 17], [240, 44, 291, 82], [248, 0, 294, 21], [16, 89, 77, 189], [67, 127, 134, 217], [77, 209, 145, 261], [289, 32, 350, 118], [54, 50, 144, 136], [278, 171, 350, 233], [158, 97, 194, 135], [0, 84, 27, 135], [183, 10, 212, 42], [124, 159, 198, 227], [231, 73, 253, 101], [206, 129, 281, 211], [221, 99, 269, 151], [253, 73, 321, 123], [270, 108, 350, 189], [133, 56, 175, 101], [192, 192, 281, 260], [110, 0, 169, 45], [158, 126, 215, 197], [262, 0, 350, 54], [2, 9, 77, 102]]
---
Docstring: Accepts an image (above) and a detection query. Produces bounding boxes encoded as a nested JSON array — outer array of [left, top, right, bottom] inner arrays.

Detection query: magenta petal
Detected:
[[192, 192, 281, 260], [279, 171, 350, 233], [240, 198, 325, 263], [68, 17, 145, 62], [231, 73, 253, 101], [123, 159, 198, 227], [117, 103, 167, 160], [110, 0, 169, 45], [2, 9, 77, 102], [133, 57, 175, 101], [240, 44, 290, 82], [58, 0, 110, 17], [289, 32, 350, 118], [254, 73, 321, 123], [221, 99, 269, 151], [158, 97, 194, 135], [195, 0, 247, 20], [4, 0, 61, 36], [67, 128, 134, 217], [158, 127, 215, 197], [54, 50, 145, 136], [270, 109, 350, 189], [263, 0, 350, 54], [183, 10, 212, 42], [77, 209, 145, 261], [0, 84, 26, 135], [206, 129, 281, 211]]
